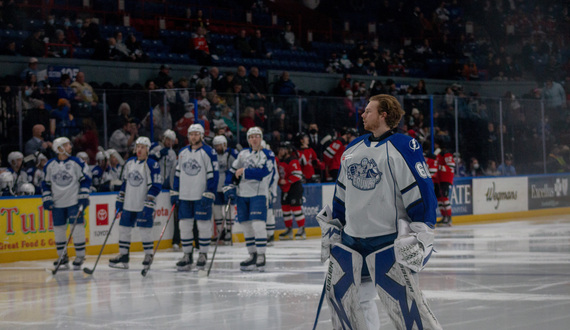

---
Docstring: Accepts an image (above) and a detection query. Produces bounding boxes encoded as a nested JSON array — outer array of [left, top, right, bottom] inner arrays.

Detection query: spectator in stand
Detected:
[[210, 67, 224, 92], [22, 73, 46, 110], [504, 56, 521, 81], [484, 159, 500, 176], [350, 58, 368, 75], [462, 60, 479, 80], [254, 106, 268, 131], [43, 14, 58, 41], [47, 29, 70, 58], [273, 71, 296, 95], [192, 9, 208, 30], [1, 40, 19, 56], [326, 52, 343, 74], [144, 103, 172, 141], [543, 78, 567, 122], [155, 64, 172, 88], [190, 66, 212, 91], [109, 117, 138, 159], [114, 32, 132, 60], [175, 78, 191, 109], [50, 98, 79, 137], [73, 118, 99, 164], [125, 33, 146, 62], [369, 80, 386, 96], [234, 29, 254, 58], [80, 18, 102, 49], [117, 102, 132, 123], [249, 29, 271, 59], [146, 79, 162, 108], [248, 66, 268, 96], [240, 106, 256, 131], [468, 157, 485, 176], [24, 124, 52, 156], [191, 26, 212, 65], [56, 74, 80, 103], [234, 66, 260, 98], [107, 37, 126, 61], [337, 72, 352, 96], [20, 57, 40, 82], [280, 21, 296, 50], [412, 79, 428, 95], [218, 72, 235, 94], [62, 18, 80, 46], [22, 29, 45, 57], [497, 153, 516, 176], [367, 62, 378, 76], [70, 71, 99, 111]]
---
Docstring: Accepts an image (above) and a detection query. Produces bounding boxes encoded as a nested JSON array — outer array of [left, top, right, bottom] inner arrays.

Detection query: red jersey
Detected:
[[323, 138, 345, 171], [425, 154, 438, 183], [192, 35, 210, 54], [277, 156, 303, 193], [297, 147, 321, 180], [436, 152, 455, 183]]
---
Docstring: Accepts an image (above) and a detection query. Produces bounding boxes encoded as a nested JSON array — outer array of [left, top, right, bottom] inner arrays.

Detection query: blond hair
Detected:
[[369, 94, 405, 129]]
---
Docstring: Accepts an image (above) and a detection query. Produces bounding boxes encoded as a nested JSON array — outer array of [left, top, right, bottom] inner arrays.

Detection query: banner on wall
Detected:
[[450, 178, 472, 216], [472, 177, 528, 214], [528, 175, 570, 210], [273, 184, 322, 229]]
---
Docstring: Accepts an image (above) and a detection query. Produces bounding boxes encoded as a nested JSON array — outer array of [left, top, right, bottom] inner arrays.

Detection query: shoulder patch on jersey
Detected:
[[415, 161, 429, 179], [153, 161, 159, 169], [409, 138, 421, 152], [347, 157, 382, 190]]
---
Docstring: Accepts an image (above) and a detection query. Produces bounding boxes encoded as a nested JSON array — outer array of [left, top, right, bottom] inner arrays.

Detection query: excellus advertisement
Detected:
[[528, 175, 570, 210]]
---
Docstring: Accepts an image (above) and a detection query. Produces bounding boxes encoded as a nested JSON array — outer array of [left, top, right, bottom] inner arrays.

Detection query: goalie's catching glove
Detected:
[[394, 219, 434, 272]]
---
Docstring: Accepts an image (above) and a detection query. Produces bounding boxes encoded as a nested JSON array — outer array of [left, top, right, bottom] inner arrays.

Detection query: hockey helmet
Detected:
[[279, 141, 294, 151], [8, 151, 24, 166], [18, 183, 35, 196], [246, 126, 263, 139], [163, 129, 176, 142], [76, 151, 89, 163], [135, 136, 151, 148], [36, 152, 47, 165], [188, 123, 205, 136], [52, 137, 71, 155], [213, 135, 228, 146], [106, 149, 125, 166], [0, 172, 14, 190], [95, 151, 108, 161]]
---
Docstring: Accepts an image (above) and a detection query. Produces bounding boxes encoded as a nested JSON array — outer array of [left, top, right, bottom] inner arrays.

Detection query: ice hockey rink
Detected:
[[2, 214, 570, 330]]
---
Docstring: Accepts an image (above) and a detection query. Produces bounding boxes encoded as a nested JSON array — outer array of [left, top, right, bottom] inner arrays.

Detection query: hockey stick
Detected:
[[312, 274, 327, 330], [199, 199, 232, 277], [83, 209, 121, 275], [48, 205, 84, 275], [141, 203, 176, 277]]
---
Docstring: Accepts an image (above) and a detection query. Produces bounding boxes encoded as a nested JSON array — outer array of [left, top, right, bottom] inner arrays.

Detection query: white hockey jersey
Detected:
[[332, 132, 438, 239], [150, 142, 177, 189], [42, 156, 91, 208], [8, 168, 29, 192], [120, 157, 163, 212], [216, 148, 239, 193], [174, 144, 219, 201], [227, 148, 275, 198]]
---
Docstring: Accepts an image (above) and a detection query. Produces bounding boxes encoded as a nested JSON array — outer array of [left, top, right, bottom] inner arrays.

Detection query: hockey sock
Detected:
[[437, 197, 445, 217], [282, 205, 293, 228], [118, 225, 132, 255], [252, 220, 267, 255], [54, 225, 67, 257], [215, 218, 223, 236], [292, 206, 305, 228], [73, 225, 86, 257], [442, 197, 452, 217], [139, 227, 154, 254], [241, 221, 257, 255], [197, 220, 212, 254], [179, 219, 195, 254], [266, 208, 275, 236]]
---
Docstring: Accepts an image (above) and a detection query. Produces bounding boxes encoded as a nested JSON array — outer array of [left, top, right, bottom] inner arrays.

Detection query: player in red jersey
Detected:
[[434, 138, 455, 226], [276, 142, 306, 240], [294, 132, 323, 183]]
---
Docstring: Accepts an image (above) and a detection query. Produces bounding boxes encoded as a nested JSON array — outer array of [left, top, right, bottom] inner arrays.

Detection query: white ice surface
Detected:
[[2, 214, 570, 329]]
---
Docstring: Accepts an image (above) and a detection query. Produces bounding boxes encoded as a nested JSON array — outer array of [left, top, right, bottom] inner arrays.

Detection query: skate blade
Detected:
[[109, 263, 129, 269], [279, 236, 293, 241], [256, 266, 265, 272], [240, 265, 256, 272], [177, 265, 192, 272], [73, 265, 83, 271]]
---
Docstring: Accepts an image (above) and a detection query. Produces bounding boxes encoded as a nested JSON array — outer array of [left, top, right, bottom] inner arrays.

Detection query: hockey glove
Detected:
[[170, 190, 179, 206], [115, 191, 125, 212], [222, 185, 236, 202], [78, 188, 90, 209], [139, 196, 156, 224], [394, 219, 434, 272], [42, 193, 54, 210], [160, 147, 169, 157], [316, 205, 343, 263]]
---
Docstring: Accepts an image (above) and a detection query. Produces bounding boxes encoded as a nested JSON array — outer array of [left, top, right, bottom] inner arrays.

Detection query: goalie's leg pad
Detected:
[[365, 245, 442, 330], [326, 243, 368, 330]]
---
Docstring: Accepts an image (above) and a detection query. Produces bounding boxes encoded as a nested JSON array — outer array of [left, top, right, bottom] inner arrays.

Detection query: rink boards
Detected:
[[1, 173, 570, 263]]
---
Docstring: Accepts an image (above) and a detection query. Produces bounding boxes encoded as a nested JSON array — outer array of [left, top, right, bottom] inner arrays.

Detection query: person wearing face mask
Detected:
[[62, 18, 80, 46], [350, 58, 368, 75], [307, 123, 323, 158], [469, 157, 484, 177]]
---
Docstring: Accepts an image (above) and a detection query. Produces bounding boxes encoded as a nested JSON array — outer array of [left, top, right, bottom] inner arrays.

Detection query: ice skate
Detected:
[[437, 216, 452, 227], [72, 256, 85, 270], [176, 253, 193, 271], [294, 227, 306, 240], [109, 253, 129, 269], [267, 234, 275, 247], [54, 254, 69, 270], [240, 252, 257, 271], [142, 254, 153, 266], [279, 227, 293, 240], [196, 253, 207, 270], [256, 253, 266, 272], [224, 230, 233, 245]]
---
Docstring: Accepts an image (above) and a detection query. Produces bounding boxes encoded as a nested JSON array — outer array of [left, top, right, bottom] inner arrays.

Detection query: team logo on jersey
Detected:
[[245, 157, 258, 169], [347, 157, 382, 190], [409, 139, 421, 152], [182, 159, 201, 176], [52, 170, 73, 187], [127, 170, 144, 187]]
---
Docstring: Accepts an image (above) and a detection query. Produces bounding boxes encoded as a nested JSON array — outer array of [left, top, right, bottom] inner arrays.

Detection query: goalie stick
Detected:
[[141, 203, 176, 277], [83, 209, 121, 275], [47, 205, 84, 275]]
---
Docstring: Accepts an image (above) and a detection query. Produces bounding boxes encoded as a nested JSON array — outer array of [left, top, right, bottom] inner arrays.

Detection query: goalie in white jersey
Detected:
[[42, 137, 91, 270], [110, 137, 163, 269], [223, 127, 275, 272], [317, 94, 441, 330], [212, 135, 238, 244], [170, 124, 219, 271]]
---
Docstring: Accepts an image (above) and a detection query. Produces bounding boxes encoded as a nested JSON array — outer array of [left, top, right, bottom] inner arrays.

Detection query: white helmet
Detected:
[[106, 148, 125, 166], [18, 183, 35, 196], [0, 172, 14, 191], [76, 151, 89, 163], [188, 123, 205, 136], [52, 137, 71, 155], [96, 151, 108, 161], [8, 151, 24, 166], [163, 129, 176, 141], [135, 136, 151, 148], [213, 135, 227, 146], [246, 127, 263, 139]]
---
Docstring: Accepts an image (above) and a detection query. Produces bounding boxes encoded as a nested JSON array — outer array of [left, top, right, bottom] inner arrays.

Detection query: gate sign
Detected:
[[47, 65, 80, 83]]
